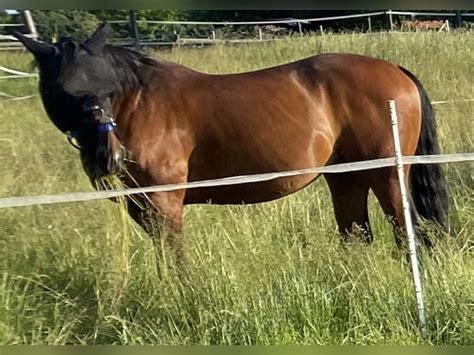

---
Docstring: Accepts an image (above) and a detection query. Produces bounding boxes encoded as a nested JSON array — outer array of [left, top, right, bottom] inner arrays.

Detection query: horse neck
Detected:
[[112, 57, 203, 156], [110, 60, 189, 145], [111, 87, 142, 142], [113, 55, 199, 115]]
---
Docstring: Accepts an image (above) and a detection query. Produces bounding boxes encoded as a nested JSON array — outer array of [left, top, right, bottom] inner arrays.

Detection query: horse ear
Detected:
[[12, 32, 56, 58], [85, 22, 110, 54]]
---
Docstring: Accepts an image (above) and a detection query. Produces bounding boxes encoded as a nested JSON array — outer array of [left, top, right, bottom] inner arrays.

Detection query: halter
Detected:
[[66, 102, 135, 165], [85, 104, 117, 131]]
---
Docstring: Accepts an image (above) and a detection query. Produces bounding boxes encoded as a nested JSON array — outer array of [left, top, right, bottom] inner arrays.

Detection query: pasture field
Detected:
[[0, 32, 472, 345]]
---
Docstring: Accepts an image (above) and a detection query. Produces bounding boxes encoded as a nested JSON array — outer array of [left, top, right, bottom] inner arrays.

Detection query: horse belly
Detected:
[[183, 174, 319, 205], [184, 129, 332, 205]]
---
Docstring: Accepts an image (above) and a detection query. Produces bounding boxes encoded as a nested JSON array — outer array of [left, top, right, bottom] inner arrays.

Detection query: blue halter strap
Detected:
[[97, 121, 116, 133]]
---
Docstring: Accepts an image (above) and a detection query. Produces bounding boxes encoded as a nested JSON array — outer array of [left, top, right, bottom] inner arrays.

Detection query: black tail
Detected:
[[399, 66, 449, 235]]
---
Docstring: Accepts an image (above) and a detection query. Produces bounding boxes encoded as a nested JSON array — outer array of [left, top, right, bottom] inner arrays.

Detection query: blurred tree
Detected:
[[31, 10, 99, 42], [0, 10, 23, 35]]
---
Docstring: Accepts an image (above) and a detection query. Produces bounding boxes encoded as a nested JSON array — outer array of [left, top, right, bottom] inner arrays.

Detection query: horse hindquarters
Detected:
[[398, 67, 449, 238], [321, 59, 446, 248], [371, 68, 448, 248]]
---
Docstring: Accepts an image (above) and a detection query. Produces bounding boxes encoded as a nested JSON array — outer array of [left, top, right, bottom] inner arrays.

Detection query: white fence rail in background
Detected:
[[0, 10, 37, 50], [109, 11, 388, 26], [111, 10, 471, 46], [1, 10, 472, 50]]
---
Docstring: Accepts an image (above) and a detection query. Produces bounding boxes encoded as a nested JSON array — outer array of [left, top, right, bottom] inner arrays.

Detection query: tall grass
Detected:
[[0, 32, 472, 344]]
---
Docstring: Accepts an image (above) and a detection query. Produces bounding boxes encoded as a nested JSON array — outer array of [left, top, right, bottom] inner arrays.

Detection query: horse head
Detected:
[[13, 23, 125, 180]]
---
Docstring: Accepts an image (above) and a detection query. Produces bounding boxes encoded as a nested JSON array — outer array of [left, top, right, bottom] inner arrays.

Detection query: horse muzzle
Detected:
[[95, 125, 125, 176]]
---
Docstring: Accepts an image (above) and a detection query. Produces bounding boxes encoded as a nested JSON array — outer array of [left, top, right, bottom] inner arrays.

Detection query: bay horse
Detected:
[[13, 23, 448, 262]]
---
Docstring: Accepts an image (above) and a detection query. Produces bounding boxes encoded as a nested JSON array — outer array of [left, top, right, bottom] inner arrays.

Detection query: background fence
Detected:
[[1, 10, 473, 50]]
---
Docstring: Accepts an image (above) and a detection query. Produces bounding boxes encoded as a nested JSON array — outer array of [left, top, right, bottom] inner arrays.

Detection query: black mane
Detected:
[[102, 45, 160, 92]]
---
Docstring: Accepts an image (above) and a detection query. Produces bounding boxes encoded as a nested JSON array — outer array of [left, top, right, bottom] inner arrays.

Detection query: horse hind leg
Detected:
[[324, 172, 373, 244]]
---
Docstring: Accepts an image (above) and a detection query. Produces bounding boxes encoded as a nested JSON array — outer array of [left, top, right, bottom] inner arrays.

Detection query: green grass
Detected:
[[0, 32, 473, 345]]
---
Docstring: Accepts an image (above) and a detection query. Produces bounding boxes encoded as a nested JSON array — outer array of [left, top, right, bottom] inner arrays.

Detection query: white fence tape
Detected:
[[0, 75, 38, 80], [0, 66, 35, 76], [0, 66, 38, 79], [3, 95, 474, 106], [0, 153, 472, 209], [431, 99, 474, 105], [0, 94, 37, 102], [0, 91, 15, 98]]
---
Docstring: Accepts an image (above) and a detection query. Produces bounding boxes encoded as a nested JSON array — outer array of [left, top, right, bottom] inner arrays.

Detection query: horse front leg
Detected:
[[127, 189, 186, 274]]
